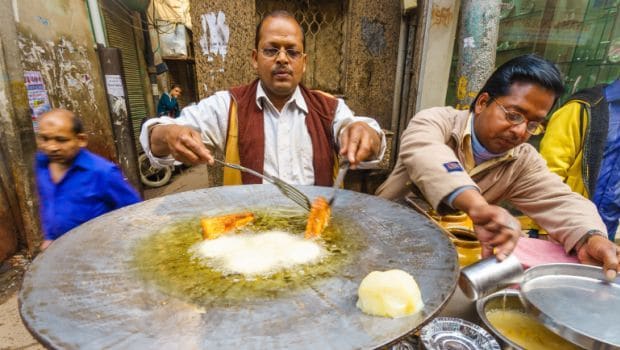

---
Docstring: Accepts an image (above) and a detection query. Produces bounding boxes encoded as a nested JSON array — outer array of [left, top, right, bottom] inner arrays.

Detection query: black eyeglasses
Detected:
[[493, 99, 545, 135], [260, 47, 304, 60]]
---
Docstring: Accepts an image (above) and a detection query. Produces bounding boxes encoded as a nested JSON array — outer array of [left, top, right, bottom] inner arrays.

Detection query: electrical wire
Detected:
[[100, 1, 150, 32], [100, 0, 180, 34]]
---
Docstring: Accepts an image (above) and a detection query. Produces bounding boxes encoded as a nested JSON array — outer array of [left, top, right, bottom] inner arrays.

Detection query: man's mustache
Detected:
[[272, 66, 293, 75]]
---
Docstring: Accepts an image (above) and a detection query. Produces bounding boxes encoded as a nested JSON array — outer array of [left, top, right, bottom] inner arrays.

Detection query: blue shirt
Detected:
[[592, 79, 620, 239], [36, 149, 141, 240]]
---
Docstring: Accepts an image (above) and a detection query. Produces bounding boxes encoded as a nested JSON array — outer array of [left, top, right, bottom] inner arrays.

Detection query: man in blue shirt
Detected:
[[35, 109, 141, 250]]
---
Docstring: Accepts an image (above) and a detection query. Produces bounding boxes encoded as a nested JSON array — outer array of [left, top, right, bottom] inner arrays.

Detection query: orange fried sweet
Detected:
[[200, 212, 255, 240], [304, 196, 331, 239]]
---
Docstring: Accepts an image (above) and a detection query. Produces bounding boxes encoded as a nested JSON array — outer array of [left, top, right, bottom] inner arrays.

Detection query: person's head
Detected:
[[170, 84, 182, 98], [36, 109, 87, 165], [252, 10, 307, 108], [471, 54, 564, 154]]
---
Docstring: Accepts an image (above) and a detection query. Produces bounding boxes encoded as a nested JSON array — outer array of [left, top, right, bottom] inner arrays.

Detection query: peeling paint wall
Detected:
[[190, 0, 255, 99], [14, 0, 115, 160], [199, 10, 231, 62]]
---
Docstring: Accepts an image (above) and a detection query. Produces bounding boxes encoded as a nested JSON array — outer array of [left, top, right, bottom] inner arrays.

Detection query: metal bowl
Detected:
[[420, 317, 500, 350], [476, 290, 525, 349], [476, 289, 581, 350]]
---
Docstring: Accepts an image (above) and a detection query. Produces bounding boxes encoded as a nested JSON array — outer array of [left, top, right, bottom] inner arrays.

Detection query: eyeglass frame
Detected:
[[259, 47, 305, 60], [492, 98, 545, 135]]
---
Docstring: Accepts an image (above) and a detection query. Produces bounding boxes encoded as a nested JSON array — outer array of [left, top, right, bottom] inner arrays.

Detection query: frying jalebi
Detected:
[[200, 212, 255, 240], [304, 196, 331, 238]]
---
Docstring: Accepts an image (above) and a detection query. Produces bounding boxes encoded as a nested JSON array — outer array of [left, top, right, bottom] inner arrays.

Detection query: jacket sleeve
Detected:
[[539, 101, 584, 180], [506, 148, 606, 253], [399, 108, 478, 210]]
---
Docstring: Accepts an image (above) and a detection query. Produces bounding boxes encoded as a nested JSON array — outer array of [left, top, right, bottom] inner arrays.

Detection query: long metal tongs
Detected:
[[213, 159, 311, 211]]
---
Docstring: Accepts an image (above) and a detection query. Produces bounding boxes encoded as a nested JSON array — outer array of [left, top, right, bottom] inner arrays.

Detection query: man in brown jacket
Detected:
[[377, 55, 619, 280]]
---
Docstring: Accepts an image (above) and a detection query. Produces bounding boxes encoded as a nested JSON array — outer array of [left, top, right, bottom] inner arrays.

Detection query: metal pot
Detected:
[[447, 227, 481, 267]]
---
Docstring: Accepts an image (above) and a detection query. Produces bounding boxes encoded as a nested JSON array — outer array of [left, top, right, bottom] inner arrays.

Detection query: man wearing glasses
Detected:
[[377, 55, 619, 280], [141, 10, 384, 186]]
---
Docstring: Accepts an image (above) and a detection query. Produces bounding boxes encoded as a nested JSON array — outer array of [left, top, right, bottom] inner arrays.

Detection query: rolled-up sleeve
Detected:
[[332, 99, 386, 168], [139, 92, 231, 167]]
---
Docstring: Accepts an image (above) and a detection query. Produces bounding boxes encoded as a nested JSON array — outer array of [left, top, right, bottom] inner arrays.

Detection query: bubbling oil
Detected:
[[131, 209, 362, 306], [190, 230, 328, 276]]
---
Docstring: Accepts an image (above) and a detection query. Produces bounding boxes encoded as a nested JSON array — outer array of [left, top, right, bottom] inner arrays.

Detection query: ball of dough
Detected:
[[356, 269, 424, 318]]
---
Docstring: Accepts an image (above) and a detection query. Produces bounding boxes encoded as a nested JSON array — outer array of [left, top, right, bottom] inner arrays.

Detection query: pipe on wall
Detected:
[[87, 0, 107, 46], [390, 15, 409, 164]]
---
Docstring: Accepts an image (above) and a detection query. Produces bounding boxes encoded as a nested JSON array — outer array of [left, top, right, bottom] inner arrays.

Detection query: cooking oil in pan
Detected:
[[131, 209, 363, 306]]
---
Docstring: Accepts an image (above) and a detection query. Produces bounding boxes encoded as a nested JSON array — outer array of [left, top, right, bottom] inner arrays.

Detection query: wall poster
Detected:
[[24, 70, 52, 132]]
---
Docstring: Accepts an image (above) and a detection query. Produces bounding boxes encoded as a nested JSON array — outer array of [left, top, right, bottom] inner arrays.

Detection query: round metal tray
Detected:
[[19, 185, 459, 349], [420, 317, 500, 350], [520, 263, 620, 349]]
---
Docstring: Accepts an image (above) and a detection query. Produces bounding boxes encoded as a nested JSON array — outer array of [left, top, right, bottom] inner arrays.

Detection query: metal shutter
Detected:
[[101, 0, 148, 151]]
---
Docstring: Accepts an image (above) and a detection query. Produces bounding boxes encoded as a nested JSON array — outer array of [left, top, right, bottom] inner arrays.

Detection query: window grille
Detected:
[[256, 0, 346, 95]]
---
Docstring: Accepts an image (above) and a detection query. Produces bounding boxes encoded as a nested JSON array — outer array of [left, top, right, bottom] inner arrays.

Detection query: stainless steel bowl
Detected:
[[476, 289, 582, 350], [476, 290, 524, 349]]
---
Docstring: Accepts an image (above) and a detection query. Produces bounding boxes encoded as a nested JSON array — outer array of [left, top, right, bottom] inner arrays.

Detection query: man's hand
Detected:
[[452, 189, 521, 260], [577, 234, 620, 281], [468, 204, 521, 260], [150, 124, 214, 165], [40, 240, 53, 251], [338, 121, 381, 169]]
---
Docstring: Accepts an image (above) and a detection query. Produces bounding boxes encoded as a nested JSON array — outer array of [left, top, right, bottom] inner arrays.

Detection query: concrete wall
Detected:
[[0, 0, 117, 256], [190, 0, 256, 99], [14, 0, 115, 160], [344, 0, 402, 129], [416, 0, 460, 112]]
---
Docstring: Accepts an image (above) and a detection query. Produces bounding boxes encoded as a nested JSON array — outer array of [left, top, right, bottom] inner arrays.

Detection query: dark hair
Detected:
[[171, 84, 182, 91], [255, 10, 305, 50], [470, 54, 565, 111], [69, 112, 84, 134]]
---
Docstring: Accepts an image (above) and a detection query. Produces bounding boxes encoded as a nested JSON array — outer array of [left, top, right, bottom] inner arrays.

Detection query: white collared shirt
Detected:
[[140, 84, 386, 185]]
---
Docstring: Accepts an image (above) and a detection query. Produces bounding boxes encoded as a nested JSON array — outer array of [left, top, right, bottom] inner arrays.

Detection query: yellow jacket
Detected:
[[539, 101, 589, 198]]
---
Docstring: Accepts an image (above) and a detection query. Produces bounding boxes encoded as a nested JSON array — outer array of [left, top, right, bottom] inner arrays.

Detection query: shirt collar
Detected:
[[36, 148, 91, 170], [470, 116, 507, 164], [462, 112, 514, 167], [72, 149, 93, 169], [255, 82, 308, 113], [605, 79, 620, 102]]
